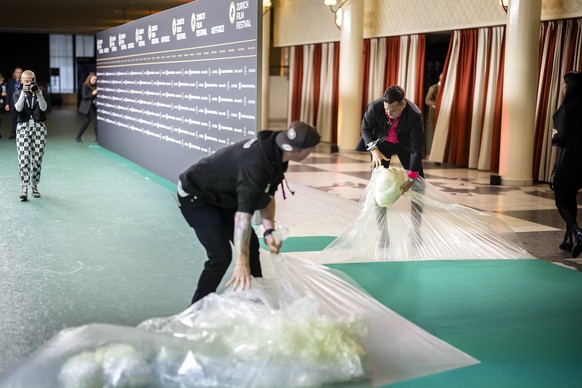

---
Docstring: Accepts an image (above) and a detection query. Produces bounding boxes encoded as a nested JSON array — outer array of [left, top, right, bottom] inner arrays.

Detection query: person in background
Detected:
[[551, 71, 582, 258], [361, 85, 426, 247], [75, 72, 98, 143], [0, 74, 7, 138], [178, 121, 321, 304], [14, 69, 48, 201], [361, 85, 425, 189], [424, 73, 442, 156], [6, 66, 23, 139]]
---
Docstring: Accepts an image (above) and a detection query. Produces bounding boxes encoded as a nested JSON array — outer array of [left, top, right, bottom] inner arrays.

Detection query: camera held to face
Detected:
[[29, 83, 39, 93]]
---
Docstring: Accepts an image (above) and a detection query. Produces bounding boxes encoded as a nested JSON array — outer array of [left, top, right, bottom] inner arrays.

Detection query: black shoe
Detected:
[[75, 138, 83, 143], [572, 226, 582, 258], [19, 186, 28, 201], [559, 229, 574, 252]]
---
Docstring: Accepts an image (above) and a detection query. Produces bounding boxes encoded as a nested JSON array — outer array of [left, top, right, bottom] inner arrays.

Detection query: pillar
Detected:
[[498, 0, 542, 186], [261, 5, 271, 130], [336, 0, 364, 150]]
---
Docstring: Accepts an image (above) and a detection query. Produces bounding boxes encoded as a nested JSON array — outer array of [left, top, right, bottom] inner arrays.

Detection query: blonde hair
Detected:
[[84, 72, 97, 90], [22, 70, 36, 82]]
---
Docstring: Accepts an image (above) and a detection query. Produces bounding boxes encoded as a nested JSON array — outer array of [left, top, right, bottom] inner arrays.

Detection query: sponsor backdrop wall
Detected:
[[96, 0, 261, 182]]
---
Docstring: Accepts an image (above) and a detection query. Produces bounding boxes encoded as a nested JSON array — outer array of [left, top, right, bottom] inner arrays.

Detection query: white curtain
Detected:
[[405, 35, 419, 102], [316, 43, 336, 143], [429, 27, 505, 170], [397, 36, 409, 92], [477, 27, 503, 170], [366, 38, 386, 103], [430, 31, 460, 163], [300, 45, 316, 124], [468, 28, 488, 169]]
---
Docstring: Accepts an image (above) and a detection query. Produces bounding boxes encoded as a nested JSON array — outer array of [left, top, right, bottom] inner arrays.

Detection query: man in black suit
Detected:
[[6, 67, 23, 139], [361, 85, 425, 191]]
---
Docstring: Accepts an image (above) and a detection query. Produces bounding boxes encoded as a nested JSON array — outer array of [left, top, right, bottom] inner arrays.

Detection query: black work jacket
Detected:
[[361, 97, 425, 173], [179, 130, 287, 213]]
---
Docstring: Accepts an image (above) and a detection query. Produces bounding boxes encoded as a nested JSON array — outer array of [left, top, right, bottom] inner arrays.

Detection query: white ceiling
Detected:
[[1, 0, 192, 35]]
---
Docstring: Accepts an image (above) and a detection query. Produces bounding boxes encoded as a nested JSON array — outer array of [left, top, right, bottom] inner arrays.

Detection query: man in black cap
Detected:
[[178, 121, 321, 304]]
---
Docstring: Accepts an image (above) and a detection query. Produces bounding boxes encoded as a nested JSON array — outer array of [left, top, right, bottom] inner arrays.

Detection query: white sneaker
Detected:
[[31, 186, 41, 198]]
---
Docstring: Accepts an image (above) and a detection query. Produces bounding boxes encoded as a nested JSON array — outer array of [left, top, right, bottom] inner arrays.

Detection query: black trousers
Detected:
[[178, 194, 262, 304], [375, 141, 425, 241], [554, 184, 580, 229], [76, 108, 97, 140], [11, 109, 18, 137], [376, 141, 424, 178]]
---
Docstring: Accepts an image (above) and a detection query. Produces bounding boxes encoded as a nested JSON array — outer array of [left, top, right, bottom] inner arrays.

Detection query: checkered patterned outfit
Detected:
[[17, 121, 47, 187]]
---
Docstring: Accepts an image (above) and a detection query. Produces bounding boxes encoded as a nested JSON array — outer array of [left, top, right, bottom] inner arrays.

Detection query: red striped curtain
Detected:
[[533, 18, 582, 181]]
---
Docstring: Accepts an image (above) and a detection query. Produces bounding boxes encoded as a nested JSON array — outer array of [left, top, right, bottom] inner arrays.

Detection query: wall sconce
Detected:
[[324, 0, 350, 29], [263, 0, 272, 14], [499, 0, 509, 13]]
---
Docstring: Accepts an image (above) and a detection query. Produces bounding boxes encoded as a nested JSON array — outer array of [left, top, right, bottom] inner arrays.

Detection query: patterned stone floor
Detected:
[[281, 149, 582, 271]]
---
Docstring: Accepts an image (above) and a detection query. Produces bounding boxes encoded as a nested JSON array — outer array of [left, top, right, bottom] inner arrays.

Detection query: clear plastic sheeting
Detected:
[[138, 284, 370, 387], [317, 167, 534, 264], [0, 255, 478, 388], [141, 255, 478, 387]]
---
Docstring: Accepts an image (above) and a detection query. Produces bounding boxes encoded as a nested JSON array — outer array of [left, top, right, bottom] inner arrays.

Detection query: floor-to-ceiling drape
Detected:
[[534, 18, 582, 182], [288, 35, 424, 148], [287, 19, 582, 181], [288, 43, 339, 144], [429, 27, 505, 170]]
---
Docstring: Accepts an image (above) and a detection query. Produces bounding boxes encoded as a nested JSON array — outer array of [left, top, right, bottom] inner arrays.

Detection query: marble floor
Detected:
[[277, 149, 582, 271]]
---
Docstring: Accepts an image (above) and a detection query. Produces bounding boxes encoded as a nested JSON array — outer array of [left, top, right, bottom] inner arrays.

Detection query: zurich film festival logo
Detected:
[[229, 2, 236, 24]]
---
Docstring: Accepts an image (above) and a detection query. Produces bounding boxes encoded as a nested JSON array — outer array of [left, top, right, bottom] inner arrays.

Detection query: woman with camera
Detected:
[[75, 72, 97, 143], [14, 69, 48, 201]]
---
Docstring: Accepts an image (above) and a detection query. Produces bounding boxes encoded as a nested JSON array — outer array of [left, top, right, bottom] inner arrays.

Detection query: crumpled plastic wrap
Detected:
[[138, 282, 369, 387], [140, 254, 478, 387], [0, 255, 478, 388], [317, 167, 534, 264]]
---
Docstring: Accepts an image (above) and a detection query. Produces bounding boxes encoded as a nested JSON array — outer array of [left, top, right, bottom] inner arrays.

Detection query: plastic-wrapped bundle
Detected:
[[141, 254, 478, 387], [374, 167, 406, 207], [317, 167, 534, 264], [0, 317, 366, 388], [58, 343, 151, 388], [139, 285, 369, 387], [0, 255, 478, 387]]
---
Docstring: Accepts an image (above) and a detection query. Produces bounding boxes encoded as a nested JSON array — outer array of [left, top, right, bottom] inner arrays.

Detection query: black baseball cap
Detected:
[[275, 121, 321, 152]]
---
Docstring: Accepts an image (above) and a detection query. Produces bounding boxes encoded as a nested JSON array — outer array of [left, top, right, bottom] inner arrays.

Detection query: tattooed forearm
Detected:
[[234, 211, 252, 263], [260, 197, 276, 230]]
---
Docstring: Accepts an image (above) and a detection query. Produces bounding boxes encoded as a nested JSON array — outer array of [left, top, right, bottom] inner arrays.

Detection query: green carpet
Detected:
[[259, 235, 336, 252], [332, 259, 582, 387]]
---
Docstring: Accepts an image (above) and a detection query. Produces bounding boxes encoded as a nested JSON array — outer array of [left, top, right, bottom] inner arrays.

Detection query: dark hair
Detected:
[[563, 71, 582, 103], [383, 86, 405, 104]]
